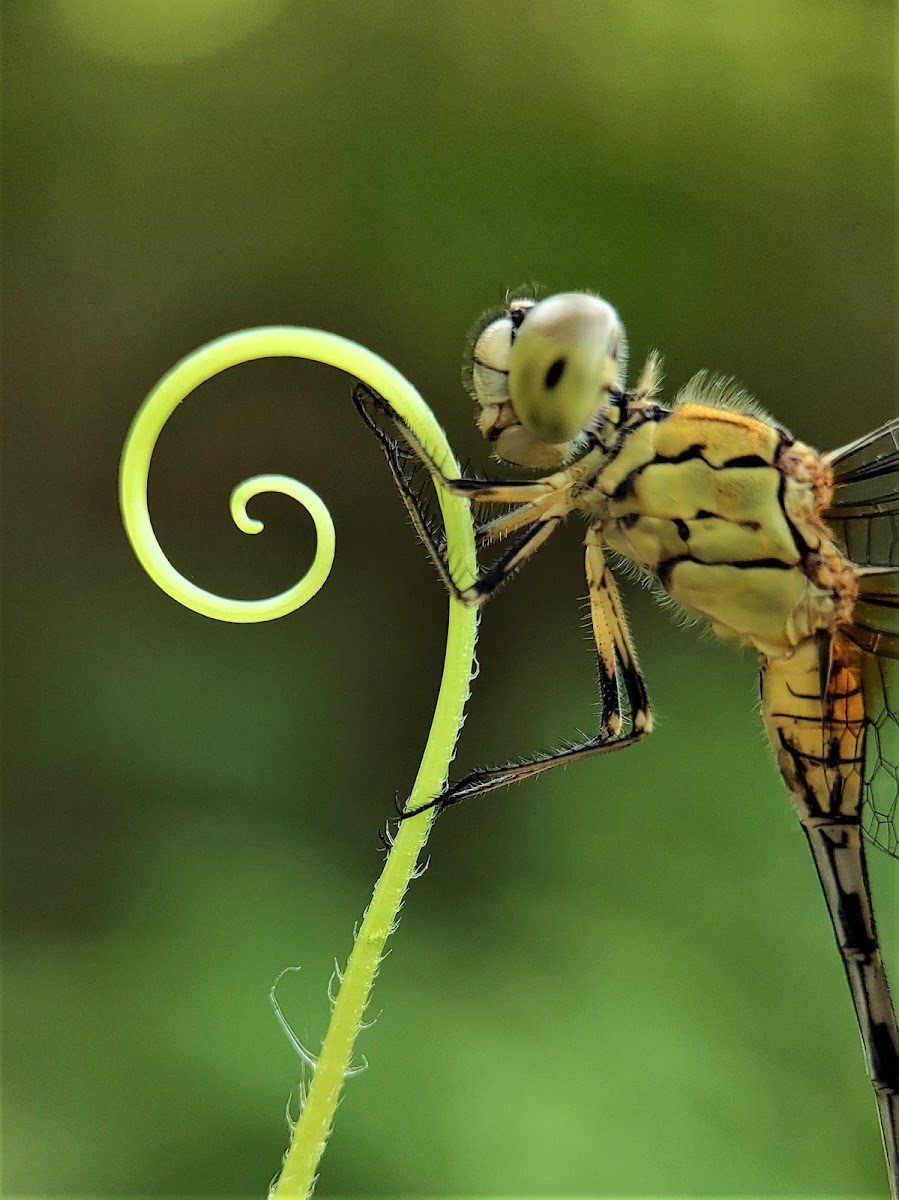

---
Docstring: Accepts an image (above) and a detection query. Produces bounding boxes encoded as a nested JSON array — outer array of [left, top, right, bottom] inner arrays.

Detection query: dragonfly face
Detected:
[[466, 292, 627, 469]]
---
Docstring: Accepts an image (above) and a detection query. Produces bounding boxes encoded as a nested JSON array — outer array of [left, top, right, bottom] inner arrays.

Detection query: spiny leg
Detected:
[[353, 381, 570, 601], [354, 381, 652, 815], [472, 492, 564, 545], [353, 382, 463, 599], [405, 532, 653, 816], [353, 381, 565, 505], [465, 515, 563, 603], [582, 529, 650, 731]]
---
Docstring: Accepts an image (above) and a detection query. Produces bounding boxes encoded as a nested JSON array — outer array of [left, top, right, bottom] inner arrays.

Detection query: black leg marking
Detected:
[[400, 535, 652, 819], [354, 383, 466, 598], [465, 518, 561, 603], [354, 381, 563, 607], [354, 382, 556, 500], [400, 725, 649, 820]]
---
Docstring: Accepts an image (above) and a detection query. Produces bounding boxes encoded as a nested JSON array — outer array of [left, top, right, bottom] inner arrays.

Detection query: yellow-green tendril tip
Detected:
[[120, 326, 475, 623]]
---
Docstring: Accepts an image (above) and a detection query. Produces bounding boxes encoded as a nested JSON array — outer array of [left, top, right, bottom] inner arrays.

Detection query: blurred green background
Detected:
[[3, 1, 896, 1196]]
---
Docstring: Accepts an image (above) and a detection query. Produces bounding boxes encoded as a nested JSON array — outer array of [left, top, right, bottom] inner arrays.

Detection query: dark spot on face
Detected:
[[545, 358, 566, 390], [509, 306, 530, 337], [608, 333, 619, 361]]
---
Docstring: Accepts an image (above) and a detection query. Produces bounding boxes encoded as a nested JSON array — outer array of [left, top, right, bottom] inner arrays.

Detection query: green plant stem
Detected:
[[271, 595, 476, 1198]]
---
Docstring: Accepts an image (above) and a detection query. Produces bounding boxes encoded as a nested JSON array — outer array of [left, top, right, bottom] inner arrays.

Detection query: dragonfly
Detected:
[[353, 289, 899, 1195]]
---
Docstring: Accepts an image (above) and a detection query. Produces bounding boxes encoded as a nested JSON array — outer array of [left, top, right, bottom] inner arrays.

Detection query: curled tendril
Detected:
[[119, 323, 479, 1200], [119, 325, 476, 621]]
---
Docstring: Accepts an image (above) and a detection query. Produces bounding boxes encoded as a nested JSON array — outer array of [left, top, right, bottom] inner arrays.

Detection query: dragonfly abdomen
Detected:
[[762, 634, 899, 1184], [761, 634, 866, 828]]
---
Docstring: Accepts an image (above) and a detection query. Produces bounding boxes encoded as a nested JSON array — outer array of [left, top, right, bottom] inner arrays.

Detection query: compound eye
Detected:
[[465, 305, 567, 466], [469, 315, 514, 408], [508, 292, 623, 445], [467, 297, 537, 399]]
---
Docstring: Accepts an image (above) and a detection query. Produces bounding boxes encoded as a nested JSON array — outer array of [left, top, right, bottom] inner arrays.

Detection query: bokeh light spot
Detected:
[[48, 0, 288, 65]]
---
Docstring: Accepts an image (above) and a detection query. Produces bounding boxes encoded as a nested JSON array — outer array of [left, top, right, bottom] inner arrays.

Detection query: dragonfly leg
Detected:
[[585, 528, 652, 733], [354, 381, 569, 602], [353, 381, 566, 503], [404, 531, 653, 816], [353, 380, 465, 599]]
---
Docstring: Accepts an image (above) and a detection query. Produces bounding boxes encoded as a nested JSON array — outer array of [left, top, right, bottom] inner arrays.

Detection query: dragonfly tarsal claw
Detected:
[[458, 586, 485, 609], [376, 822, 397, 852], [395, 794, 446, 822], [351, 379, 393, 423]]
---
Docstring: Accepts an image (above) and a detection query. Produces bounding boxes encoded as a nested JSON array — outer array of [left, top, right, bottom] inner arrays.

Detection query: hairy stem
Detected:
[[271, 596, 475, 1197]]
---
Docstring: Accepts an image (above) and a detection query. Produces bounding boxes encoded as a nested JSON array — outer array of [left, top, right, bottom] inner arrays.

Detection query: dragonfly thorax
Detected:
[[589, 390, 859, 659]]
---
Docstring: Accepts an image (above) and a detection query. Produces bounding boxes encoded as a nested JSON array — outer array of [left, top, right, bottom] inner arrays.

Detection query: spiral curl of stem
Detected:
[[120, 326, 476, 620]]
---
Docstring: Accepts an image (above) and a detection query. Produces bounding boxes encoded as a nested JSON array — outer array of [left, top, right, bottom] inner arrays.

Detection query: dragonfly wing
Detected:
[[859, 645, 899, 859], [825, 416, 899, 568], [839, 571, 899, 860], [847, 567, 899, 659], [823, 420, 899, 859]]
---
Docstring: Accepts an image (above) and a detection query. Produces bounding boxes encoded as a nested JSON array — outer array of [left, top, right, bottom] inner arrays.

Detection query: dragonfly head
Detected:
[[466, 291, 627, 468]]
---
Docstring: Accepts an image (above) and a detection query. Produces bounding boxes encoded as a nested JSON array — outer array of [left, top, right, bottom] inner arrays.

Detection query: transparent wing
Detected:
[[825, 417, 899, 567], [839, 569, 899, 858], [860, 641, 899, 859], [824, 418, 899, 858], [830, 577, 898, 873]]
